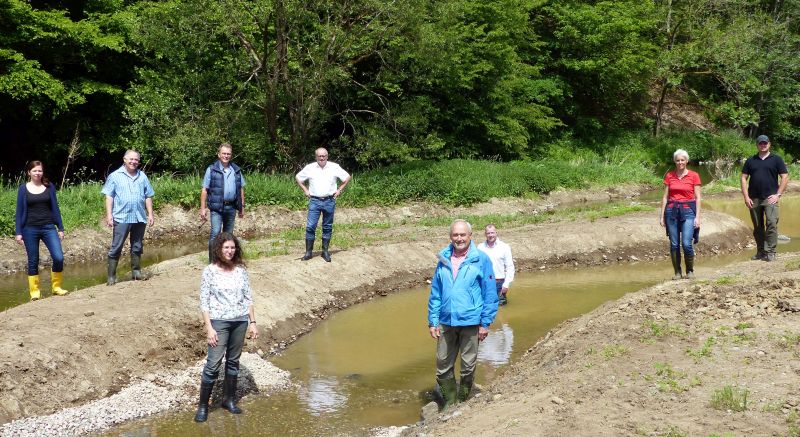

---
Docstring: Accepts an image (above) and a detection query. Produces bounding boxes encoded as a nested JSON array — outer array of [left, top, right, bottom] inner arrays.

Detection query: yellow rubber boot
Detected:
[[28, 275, 41, 301], [51, 271, 68, 296]]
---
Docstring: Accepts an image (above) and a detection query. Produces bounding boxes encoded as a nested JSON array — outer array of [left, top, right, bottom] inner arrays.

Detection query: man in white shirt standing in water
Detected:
[[296, 148, 351, 262], [478, 224, 515, 305]]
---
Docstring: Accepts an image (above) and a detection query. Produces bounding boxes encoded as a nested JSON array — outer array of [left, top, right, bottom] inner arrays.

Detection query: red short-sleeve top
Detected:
[[664, 170, 701, 201]]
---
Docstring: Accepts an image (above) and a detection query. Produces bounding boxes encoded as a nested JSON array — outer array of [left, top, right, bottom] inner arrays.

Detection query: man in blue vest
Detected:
[[200, 143, 245, 262]]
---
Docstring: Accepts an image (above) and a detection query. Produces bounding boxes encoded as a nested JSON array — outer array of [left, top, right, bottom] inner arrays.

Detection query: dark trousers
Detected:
[[108, 222, 146, 259], [21, 225, 64, 275], [749, 198, 779, 254], [201, 320, 248, 384]]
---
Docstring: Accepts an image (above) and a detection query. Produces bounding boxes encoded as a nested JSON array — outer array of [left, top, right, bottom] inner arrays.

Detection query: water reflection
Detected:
[[103, 196, 800, 436], [478, 323, 514, 367], [300, 376, 348, 415], [0, 239, 206, 311]]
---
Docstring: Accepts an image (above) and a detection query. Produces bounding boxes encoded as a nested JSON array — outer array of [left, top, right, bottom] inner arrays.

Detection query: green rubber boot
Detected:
[[457, 374, 474, 403], [107, 258, 119, 286], [131, 253, 142, 280], [437, 377, 457, 411], [684, 254, 695, 279], [670, 250, 682, 280]]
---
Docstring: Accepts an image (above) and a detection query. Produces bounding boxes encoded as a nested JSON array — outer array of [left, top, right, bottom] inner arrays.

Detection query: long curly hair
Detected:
[[212, 232, 245, 269]]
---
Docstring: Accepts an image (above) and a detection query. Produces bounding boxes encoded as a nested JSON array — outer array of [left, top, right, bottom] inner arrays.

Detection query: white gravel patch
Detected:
[[370, 425, 408, 437], [0, 353, 292, 437]]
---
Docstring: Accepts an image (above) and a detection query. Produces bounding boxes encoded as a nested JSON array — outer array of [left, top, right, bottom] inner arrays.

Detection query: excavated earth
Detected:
[[0, 185, 759, 436]]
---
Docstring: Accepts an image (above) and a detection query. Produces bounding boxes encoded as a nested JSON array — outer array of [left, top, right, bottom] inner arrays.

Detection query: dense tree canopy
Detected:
[[1, 0, 799, 178]]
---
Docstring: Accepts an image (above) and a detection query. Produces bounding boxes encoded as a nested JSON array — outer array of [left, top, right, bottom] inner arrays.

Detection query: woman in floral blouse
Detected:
[[194, 232, 259, 423]]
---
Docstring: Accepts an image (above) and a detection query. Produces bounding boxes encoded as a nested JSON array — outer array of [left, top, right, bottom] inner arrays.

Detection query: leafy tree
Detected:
[[0, 0, 134, 177], [535, 0, 660, 136]]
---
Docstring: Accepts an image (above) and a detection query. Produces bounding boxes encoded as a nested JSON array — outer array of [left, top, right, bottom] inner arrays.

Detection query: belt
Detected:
[[310, 195, 334, 201], [223, 200, 236, 206]]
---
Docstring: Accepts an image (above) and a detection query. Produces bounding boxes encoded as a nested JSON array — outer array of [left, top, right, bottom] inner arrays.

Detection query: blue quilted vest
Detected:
[[206, 161, 242, 212]]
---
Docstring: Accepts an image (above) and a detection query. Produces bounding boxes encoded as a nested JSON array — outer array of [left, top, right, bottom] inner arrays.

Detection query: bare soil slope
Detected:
[[410, 256, 800, 437], [0, 205, 750, 425]]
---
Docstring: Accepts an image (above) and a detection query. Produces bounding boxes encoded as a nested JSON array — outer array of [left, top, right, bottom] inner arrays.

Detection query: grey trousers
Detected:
[[436, 324, 479, 380], [749, 198, 779, 254], [108, 222, 146, 259]]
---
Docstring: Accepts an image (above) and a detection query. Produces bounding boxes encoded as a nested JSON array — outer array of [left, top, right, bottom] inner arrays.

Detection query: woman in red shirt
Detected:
[[659, 149, 702, 279]]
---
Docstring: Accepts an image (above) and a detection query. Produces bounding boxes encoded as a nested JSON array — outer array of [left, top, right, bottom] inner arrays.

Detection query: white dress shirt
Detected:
[[296, 162, 350, 197], [477, 239, 515, 288]]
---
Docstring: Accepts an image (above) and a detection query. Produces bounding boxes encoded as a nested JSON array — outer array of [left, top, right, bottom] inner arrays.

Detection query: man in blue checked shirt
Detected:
[[427, 219, 498, 410], [102, 150, 155, 285]]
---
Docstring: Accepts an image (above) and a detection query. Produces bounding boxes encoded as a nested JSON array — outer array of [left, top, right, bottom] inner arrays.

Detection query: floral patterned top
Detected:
[[199, 265, 252, 321]]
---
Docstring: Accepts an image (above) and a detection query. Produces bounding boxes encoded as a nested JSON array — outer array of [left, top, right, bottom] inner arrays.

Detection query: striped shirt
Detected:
[[101, 165, 155, 224]]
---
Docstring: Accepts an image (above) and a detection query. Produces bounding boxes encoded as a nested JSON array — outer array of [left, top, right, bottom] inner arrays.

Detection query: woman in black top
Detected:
[[14, 161, 67, 300]]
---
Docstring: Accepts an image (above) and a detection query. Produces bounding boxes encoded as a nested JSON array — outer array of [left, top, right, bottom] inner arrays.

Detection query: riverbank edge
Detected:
[[0, 183, 658, 275], [404, 254, 800, 437], [0, 189, 751, 433]]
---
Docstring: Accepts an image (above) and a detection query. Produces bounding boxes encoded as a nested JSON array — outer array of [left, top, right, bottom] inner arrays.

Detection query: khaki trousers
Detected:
[[436, 324, 479, 380], [749, 198, 780, 254]]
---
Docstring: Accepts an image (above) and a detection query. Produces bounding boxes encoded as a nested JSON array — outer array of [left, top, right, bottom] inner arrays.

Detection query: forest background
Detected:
[[1, 0, 799, 235]]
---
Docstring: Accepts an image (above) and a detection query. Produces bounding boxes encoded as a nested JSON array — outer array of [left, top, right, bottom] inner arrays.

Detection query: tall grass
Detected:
[[0, 158, 659, 236]]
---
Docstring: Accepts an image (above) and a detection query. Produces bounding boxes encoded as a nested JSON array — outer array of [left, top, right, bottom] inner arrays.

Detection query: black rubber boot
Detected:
[[221, 375, 242, 414], [670, 250, 682, 280], [193, 381, 214, 422], [131, 253, 142, 280], [321, 238, 332, 262], [684, 254, 695, 279], [457, 374, 474, 403], [301, 239, 314, 261], [437, 377, 457, 411], [107, 257, 119, 286]]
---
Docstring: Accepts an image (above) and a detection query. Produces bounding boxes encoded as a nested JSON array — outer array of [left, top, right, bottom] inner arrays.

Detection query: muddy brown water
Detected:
[[102, 192, 793, 437], [0, 240, 206, 311], [10, 196, 800, 436]]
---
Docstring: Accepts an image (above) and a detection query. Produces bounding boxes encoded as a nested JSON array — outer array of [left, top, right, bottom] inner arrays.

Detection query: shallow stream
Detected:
[[7, 195, 800, 436], [103, 191, 797, 437]]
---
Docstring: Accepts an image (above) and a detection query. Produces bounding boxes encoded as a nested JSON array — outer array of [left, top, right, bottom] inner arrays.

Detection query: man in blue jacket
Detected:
[[200, 143, 245, 262], [427, 219, 499, 410]]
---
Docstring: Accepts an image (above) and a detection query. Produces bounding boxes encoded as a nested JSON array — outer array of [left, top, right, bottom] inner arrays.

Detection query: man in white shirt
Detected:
[[296, 148, 351, 262], [477, 224, 514, 305]]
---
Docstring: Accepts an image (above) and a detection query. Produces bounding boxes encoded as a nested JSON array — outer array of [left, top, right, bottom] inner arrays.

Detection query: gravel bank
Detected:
[[0, 353, 291, 437]]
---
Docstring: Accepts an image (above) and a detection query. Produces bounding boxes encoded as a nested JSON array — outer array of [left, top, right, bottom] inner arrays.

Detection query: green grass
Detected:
[[714, 275, 738, 285], [601, 344, 630, 360], [641, 319, 687, 342], [710, 385, 749, 412], [0, 158, 661, 237], [686, 336, 716, 360]]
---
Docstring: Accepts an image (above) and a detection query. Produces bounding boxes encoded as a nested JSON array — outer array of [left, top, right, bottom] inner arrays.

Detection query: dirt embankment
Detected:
[[0, 185, 652, 275], [0, 187, 751, 427], [409, 257, 800, 437]]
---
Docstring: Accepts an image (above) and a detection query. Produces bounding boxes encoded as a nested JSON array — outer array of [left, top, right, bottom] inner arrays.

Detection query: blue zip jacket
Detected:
[[427, 241, 499, 328]]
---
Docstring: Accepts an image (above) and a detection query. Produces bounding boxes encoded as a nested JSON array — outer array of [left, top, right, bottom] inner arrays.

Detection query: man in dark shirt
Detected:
[[741, 134, 790, 262]]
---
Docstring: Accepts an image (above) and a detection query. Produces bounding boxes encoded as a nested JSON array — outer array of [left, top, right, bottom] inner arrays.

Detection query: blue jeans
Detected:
[[201, 319, 248, 384], [666, 206, 695, 256], [107, 222, 146, 259], [305, 197, 336, 240], [209, 205, 237, 262], [22, 225, 64, 275]]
